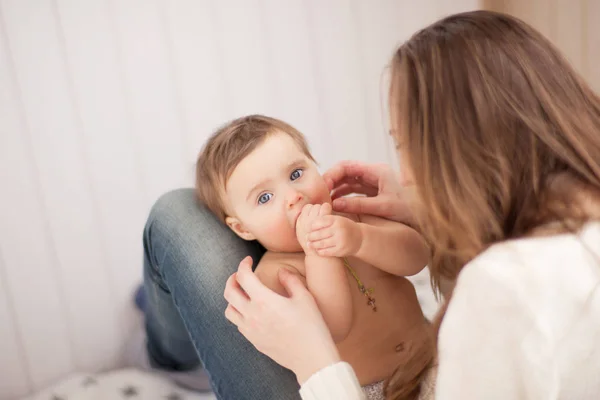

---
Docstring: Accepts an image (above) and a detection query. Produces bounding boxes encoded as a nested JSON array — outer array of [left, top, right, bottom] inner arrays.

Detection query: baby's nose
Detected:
[[287, 191, 304, 208]]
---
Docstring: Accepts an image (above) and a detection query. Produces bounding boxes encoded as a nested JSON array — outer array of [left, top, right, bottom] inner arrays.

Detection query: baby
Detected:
[[196, 115, 431, 400]]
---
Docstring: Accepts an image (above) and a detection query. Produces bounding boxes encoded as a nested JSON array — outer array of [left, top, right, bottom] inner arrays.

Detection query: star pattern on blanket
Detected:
[[121, 385, 139, 397], [39, 371, 214, 400], [82, 376, 97, 387]]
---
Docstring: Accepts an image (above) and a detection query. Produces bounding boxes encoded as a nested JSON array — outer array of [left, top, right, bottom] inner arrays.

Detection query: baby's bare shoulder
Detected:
[[258, 251, 305, 273], [255, 252, 306, 296]]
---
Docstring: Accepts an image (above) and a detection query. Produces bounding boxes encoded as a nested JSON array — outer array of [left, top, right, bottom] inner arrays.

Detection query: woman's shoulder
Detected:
[[466, 220, 600, 281], [439, 222, 600, 397], [450, 220, 600, 338]]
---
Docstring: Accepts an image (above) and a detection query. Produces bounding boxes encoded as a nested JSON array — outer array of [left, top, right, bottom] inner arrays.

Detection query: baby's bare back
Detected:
[[256, 252, 428, 386]]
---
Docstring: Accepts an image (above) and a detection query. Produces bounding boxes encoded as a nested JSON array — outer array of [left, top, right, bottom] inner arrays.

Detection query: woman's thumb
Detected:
[[278, 269, 308, 298], [332, 196, 380, 216]]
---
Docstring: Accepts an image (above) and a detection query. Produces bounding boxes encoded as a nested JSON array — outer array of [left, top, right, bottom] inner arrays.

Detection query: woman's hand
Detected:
[[224, 256, 341, 384], [323, 160, 419, 228]]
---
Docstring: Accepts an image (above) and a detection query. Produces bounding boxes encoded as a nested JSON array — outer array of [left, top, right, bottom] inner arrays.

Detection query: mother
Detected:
[[223, 10, 600, 399]]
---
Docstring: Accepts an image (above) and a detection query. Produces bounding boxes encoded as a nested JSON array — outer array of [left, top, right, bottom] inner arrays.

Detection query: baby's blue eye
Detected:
[[290, 169, 303, 181], [258, 193, 272, 205]]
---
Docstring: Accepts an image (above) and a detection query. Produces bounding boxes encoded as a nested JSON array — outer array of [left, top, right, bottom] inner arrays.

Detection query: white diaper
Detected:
[[362, 380, 385, 400]]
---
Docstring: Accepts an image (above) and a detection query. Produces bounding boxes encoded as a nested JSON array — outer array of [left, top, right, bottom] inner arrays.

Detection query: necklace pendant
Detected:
[[343, 258, 377, 312], [367, 297, 377, 312]]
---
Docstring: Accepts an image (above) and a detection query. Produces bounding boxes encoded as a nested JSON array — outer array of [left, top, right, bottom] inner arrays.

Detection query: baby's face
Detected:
[[225, 132, 331, 252]]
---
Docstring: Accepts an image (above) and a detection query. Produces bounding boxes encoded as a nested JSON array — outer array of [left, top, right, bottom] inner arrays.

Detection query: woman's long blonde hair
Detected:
[[385, 10, 600, 400]]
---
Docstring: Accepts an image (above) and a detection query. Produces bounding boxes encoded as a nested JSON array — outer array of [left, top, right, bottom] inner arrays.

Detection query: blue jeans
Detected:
[[142, 189, 300, 399]]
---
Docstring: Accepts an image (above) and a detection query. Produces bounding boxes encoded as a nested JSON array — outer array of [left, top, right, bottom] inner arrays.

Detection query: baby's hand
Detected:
[[296, 203, 332, 255], [307, 215, 362, 258]]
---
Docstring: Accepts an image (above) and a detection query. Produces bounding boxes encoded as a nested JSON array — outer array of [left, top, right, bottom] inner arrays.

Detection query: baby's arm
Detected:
[[303, 254, 353, 342], [308, 213, 429, 277], [354, 214, 429, 276], [297, 204, 353, 343]]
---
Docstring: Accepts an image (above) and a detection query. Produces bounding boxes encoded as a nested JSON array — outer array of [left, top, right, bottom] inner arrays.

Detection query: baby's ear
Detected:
[[225, 216, 256, 241]]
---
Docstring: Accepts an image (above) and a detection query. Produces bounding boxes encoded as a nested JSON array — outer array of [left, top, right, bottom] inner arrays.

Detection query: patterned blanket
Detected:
[[23, 369, 215, 400]]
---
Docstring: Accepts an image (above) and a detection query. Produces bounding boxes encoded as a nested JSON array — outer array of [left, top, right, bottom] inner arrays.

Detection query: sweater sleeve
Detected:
[[299, 362, 366, 400]]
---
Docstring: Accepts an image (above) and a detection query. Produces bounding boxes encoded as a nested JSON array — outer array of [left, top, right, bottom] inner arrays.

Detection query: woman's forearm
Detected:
[[299, 362, 366, 400]]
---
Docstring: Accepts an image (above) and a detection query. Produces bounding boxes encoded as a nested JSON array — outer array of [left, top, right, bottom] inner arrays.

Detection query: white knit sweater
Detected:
[[300, 222, 600, 399]]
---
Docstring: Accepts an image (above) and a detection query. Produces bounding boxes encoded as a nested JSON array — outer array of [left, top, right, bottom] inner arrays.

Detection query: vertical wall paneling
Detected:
[[3, 0, 123, 375], [347, 0, 383, 164], [212, 1, 277, 118], [0, 0, 76, 389], [351, 0, 408, 168], [485, 1, 554, 39], [586, 0, 600, 93], [436, 0, 480, 18], [55, 0, 149, 356], [163, 0, 230, 170], [109, 0, 188, 205], [485, 0, 600, 95], [258, 0, 327, 164], [304, 0, 370, 168], [0, 249, 30, 398], [526, 0, 556, 42], [555, 0, 584, 76]]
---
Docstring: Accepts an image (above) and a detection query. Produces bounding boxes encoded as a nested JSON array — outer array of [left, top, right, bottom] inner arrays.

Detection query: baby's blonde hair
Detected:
[[196, 115, 315, 222]]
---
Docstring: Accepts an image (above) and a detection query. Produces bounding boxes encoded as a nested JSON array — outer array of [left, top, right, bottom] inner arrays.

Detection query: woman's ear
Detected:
[[225, 216, 256, 241]]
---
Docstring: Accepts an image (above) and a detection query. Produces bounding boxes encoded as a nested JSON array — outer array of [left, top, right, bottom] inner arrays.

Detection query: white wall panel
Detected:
[[0, 250, 31, 398], [1, 0, 123, 385], [0, 1, 76, 393]]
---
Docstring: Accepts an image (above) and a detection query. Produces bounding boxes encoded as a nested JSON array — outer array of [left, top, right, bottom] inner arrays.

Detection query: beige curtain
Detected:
[[483, 0, 600, 94]]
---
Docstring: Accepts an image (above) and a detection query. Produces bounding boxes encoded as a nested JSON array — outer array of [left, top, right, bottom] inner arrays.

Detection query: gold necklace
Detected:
[[343, 258, 377, 312]]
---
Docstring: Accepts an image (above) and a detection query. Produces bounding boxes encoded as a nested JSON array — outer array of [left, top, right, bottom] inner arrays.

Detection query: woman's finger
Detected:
[[229, 265, 340, 380], [342, 162, 387, 187], [331, 183, 375, 200], [331, 195, 378, 216], [322, 160, 355, 191], [224, 304, 244, 327], [323, 160, 383, 190], [307, 228, 334, 242], [278, 269, 314, 300], [322, 160, 374, 186], [330, 183, 354, 199], [235, 256, 275, 300], [224, 272, 251, 315], [331, 176, 377, 190]]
